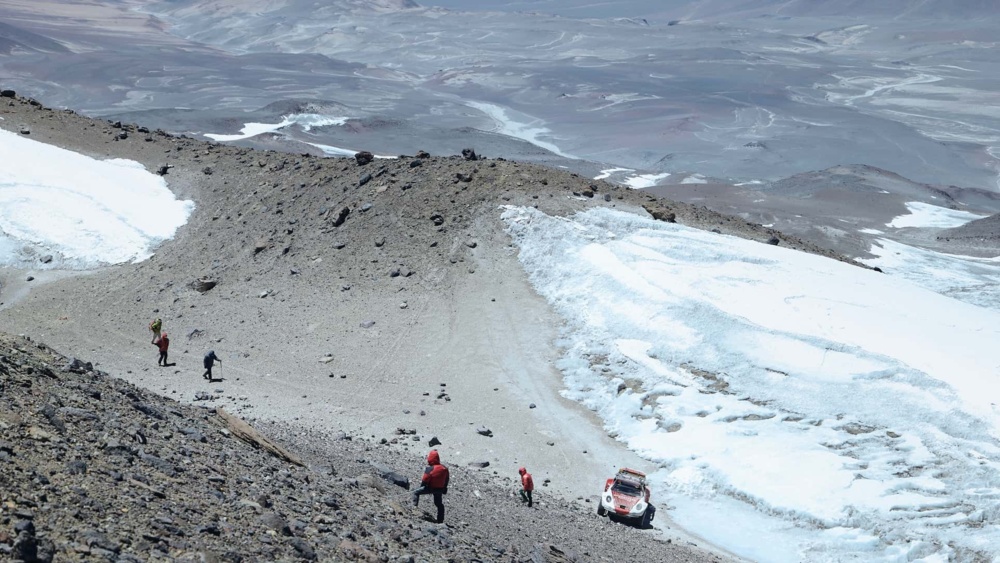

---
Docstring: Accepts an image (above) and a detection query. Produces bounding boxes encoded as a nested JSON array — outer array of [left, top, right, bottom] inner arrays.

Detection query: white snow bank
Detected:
[[888, 201, 985, 228], [466, 101, 574, 159], [0, 129, 193, 267], [502, 205, 1000, 562], [624, 172, 671, 188], [204, 113, 349, 141], [861, 238, 1000, 310]]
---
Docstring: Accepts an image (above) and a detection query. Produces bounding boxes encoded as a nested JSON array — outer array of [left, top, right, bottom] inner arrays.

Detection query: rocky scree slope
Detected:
[[0, 333, 723, 562]]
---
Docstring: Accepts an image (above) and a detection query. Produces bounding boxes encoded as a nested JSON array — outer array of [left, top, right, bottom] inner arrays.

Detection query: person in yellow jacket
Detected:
[[149, 318, 162, 338]]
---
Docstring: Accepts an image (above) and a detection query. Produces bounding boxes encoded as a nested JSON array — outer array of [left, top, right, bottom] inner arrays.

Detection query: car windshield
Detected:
[[612, 479, 642, 496]]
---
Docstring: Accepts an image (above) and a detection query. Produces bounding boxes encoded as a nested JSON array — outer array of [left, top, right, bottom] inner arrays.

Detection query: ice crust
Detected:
[[502, 205, 1000, 562], [0, 130, 193, 268]]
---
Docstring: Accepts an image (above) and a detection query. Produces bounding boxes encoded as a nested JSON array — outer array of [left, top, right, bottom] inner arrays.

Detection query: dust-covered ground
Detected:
[[0, 331, 726, 562]]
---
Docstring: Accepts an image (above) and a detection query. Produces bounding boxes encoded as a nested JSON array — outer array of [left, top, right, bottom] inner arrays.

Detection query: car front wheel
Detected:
[[640, 505, 654, 529], [597, 502, 607, 517]]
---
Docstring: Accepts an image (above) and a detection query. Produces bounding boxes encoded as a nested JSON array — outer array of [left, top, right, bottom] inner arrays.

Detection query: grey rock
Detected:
[[58, 407, 98, 421], [331, 207, 351, 227], [475, 426, 493, 437], [289, 538, 317, 560], [468, 461, 490, 469], [371, 462, 410, 490], [260, 512, 292, 536]]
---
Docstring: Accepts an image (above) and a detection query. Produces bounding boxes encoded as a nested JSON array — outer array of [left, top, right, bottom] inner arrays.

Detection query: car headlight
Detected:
[[631, 501, 647, 514], [604, 495, 613, 504]]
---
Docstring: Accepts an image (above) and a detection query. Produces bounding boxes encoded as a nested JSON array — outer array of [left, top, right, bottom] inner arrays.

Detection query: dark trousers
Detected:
[[158, 351, 168, 366], [203, 366, 213, 380], [520, 489, 533, 507], [412, 486, 445, 523]]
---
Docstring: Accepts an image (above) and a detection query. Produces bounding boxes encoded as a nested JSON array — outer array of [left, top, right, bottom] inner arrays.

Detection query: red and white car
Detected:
[[596, 468, 655, 528]]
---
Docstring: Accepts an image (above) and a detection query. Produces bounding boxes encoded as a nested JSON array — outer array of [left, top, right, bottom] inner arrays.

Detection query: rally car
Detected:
[[596, 468, 655, 528]]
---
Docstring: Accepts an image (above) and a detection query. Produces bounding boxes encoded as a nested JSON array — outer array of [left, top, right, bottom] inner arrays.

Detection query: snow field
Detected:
[[502, 205, 1000, 562], [0, 129, 193, 267]]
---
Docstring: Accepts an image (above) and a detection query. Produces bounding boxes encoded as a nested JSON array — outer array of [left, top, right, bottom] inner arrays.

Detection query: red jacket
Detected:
[[421, 450, 450, 490], [519, 467, 534, 492], [156, 335, 169, 352]]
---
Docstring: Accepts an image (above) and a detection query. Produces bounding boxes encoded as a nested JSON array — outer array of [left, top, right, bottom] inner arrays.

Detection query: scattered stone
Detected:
[[428, 436, 441, 447], [331, 207, 351, 227], [767, 236, 780, 245], [289, 538, 317, 560], [259, 512, 292, 536], [354, 151, 374, 166], [360, 320, 376, 328], [467, 461, 490, 469], [416, 150, 430, 159], [359, 173, 373, 186], [430, 214, 445, 226], [371, 462, 410, 489], [529, 403, 536, 409], [190, 277, 218, 293], [40, 255, 53, 264], [461, 148, 478, 161], [475, 426, 493, 437]]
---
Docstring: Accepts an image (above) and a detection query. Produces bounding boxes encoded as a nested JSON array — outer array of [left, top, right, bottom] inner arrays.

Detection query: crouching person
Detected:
[[413, 449, 450, 523]]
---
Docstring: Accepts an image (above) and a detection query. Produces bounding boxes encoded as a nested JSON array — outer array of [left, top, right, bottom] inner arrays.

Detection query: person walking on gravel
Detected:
[[519, 467, 534, 507], [153, 332, 170, 366], [202, 350, 221, 380], [413, 449, 450, 523]]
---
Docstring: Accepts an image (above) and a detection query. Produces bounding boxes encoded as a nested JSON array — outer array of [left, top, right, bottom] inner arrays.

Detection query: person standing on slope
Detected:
[[518, 467, 534, 507], [153, 332, 170, 366], [413, 449, 450, 523], [202, 350, 221, 381], [149, 318, 162, 339]]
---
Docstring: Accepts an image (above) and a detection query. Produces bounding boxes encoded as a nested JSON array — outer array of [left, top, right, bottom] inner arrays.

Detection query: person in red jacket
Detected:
[[519, 467, 534, 507], [412, 449, 450, 523], [152, 332, 170, 366]]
